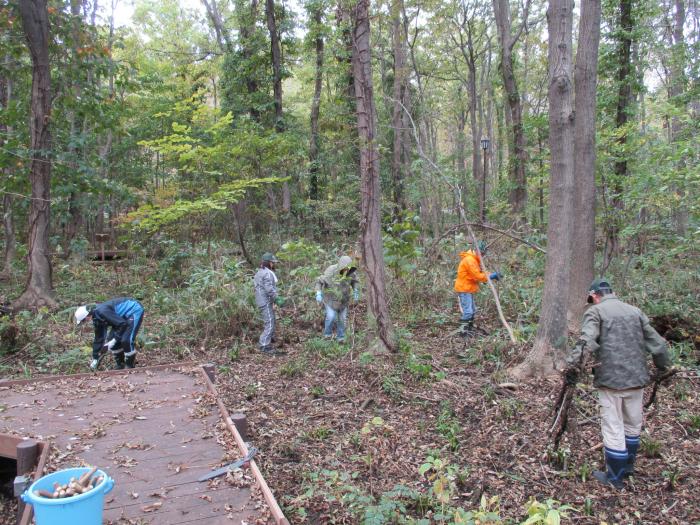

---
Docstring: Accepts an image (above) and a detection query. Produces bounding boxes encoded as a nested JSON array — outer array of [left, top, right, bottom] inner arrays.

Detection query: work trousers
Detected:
[[598, 387, 644, 451], [259, 302, 275, 350]]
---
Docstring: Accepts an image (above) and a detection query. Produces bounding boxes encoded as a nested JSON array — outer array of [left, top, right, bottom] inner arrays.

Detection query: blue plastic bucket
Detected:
[[22, 467, 114, 525]]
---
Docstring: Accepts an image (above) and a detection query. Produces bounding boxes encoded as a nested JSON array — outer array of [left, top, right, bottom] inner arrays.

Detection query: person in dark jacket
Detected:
[[254, 252, 283, 355], [75, 298, 145, 370], [565, 278, 671, 488]]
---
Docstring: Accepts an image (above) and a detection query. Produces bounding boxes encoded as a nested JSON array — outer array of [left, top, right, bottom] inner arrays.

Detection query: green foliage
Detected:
[[384, 215, 423, 278], [125, 177, 285, 234], [436, 402, 462, 452], [640, 435, 662, 458], [521, 498, 575, 525], [280, 358, 307, 378]]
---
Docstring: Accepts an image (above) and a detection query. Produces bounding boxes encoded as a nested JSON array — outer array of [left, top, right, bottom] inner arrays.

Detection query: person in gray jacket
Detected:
[[315, 255, 359, 342], [565, 278, 671, 488], [254, 252, 283, 355]]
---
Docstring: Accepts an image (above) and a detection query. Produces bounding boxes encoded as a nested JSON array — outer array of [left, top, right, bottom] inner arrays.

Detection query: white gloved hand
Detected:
[[89, 359, 99, 370], [106, 338, 117, 351]]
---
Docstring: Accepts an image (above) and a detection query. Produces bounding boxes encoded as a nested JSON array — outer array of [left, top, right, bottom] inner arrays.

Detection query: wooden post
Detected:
[[96, 233, 108, 262], [231, 413, 247, 441], [16, 440, 37, 525], [202, 363, 216, 383]]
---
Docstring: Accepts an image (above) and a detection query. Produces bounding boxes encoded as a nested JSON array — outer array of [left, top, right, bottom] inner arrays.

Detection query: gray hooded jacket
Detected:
[[315, 255, 358, 310], [567, 294, 671, 390]]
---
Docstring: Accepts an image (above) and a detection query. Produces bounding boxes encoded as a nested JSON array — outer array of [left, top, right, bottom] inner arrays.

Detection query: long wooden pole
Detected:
[[391, 96, 516, 342]]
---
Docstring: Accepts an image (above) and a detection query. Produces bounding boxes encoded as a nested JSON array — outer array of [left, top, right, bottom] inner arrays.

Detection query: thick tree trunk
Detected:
[[492, 0, 527, 224], [567, 0, 601, 327], [390, 0, 409, 215], [1, 58, 15, 280], [309, 4, 324, 200], [351, 0, 396, 353], [604, 0, 633, 269], [14, 0, 56, 310], [511, 0, 574, 380]]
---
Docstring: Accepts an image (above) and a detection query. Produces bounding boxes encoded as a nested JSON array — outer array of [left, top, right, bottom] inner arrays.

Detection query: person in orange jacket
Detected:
[[453, 241, 502, 336]]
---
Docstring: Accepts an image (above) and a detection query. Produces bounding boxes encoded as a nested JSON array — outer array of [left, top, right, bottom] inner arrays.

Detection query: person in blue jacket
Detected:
[[75, 298, 145, 370]]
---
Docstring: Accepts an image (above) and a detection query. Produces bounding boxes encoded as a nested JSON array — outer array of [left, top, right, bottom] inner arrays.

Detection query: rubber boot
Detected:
[[624, 435, 640, 478], [460, 319, 475, 338], [114, 352, 126, 370], [125, 354, 136, 369], [593, 448, 627, 489]]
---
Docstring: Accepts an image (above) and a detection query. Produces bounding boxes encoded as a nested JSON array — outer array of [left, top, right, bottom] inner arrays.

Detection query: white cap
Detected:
[[74, 305, 90, 325]]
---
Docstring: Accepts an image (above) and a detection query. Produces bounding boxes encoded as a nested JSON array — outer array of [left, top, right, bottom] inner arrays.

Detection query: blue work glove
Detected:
[[353, 289, 360, 302], [315, 290, 323, 304], [489, 272, 502, 281]]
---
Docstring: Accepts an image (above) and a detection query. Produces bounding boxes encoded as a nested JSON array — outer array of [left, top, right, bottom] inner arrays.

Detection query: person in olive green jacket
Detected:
[[565, 278, 671, 488], [315, 255, 359, 343]]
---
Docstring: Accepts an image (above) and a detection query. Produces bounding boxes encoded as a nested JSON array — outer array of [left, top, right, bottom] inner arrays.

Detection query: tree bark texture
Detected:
[[202, 0, 232, 51], [567, 0, 601, 327], [1, 58, 15, 279], [240, 0, 261, 122], [512, 0, 574, 380], [390, 0, 409, 215], [669, 0, 687, 233], [351, 0, 396, 353], [604, 0, 633, 268], [1, 194, 14, 280], [492, 0, 527, 224], [264, 0, 290, 211], [309, 4, 324, 200], [15, 0, 56, 309]]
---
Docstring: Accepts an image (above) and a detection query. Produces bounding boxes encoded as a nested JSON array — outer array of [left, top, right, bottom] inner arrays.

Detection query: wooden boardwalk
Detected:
[[0, 365, 281, 524]]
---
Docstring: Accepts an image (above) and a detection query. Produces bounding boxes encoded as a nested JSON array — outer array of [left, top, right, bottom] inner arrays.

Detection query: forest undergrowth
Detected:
[[0, 238, 698, 524]]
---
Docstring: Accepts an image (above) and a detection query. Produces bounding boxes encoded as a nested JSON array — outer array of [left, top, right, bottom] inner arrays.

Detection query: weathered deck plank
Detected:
[[0, 365, 272, 524]]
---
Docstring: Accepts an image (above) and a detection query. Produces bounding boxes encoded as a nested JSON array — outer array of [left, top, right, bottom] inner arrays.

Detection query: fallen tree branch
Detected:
[[427, 222, 546, 257]]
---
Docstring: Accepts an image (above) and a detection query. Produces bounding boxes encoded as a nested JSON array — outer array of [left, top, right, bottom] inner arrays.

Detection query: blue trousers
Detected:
[[323, 304, 347, 341], [458, 293, 476, 321]]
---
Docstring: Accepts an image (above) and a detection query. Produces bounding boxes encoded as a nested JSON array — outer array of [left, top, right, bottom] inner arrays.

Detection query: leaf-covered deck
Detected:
[[0, 365, 274, 524]]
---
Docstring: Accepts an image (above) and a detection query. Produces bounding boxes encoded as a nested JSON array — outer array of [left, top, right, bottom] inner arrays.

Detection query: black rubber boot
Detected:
[[460, 319, 475, 338], [624, 435, 640, 478], [593, 448, 627, 489], [125, 354, 136, 369], [114, 352, 125, 370]]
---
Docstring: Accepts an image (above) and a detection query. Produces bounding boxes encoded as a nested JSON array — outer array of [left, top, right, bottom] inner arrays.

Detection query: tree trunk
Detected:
[[264, 0, 290, 212], [14, 0, 56, 310], [466, 38, 482, 217], [351, 0, 396, 353], [604, 0, 633, 269], [492, 0, 528, 224], [511, 0, 574, 380], [669, 0, 687, 233], [1, 57, 15, 280], [241, 0, 261, 122], [201, 0, 232, 51], [0, 194, 14, 280], [309, 3, 324, 200], [567, 0, 601, 327], [390, 0, 409, 215]]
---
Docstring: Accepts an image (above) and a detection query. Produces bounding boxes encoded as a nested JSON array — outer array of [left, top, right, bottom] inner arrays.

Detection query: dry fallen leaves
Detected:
[[141, 501, 163, 513]]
